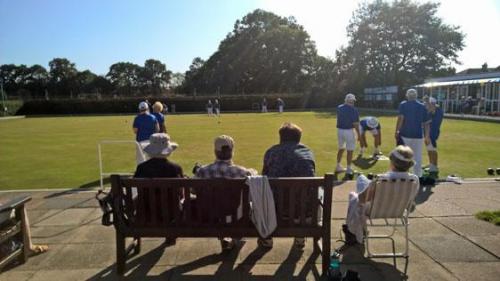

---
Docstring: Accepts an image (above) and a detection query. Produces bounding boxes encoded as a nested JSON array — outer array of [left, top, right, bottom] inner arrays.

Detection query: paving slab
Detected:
[[467, 234, 500, 258], [43, 243, 115, 270], [27, 268, 108, 281], [171, 264, 240, 281], [435, 216, 500, 236], [13, 243, 65, 271], [127, 239, 178, 266], [410, 234, 498, 262], [0, 270, 35, 281], [30, 225, 80, 244], [32, 196, 95, 210], [175, 239, 225, 265], [332, 202, 348, 219], [442, 262, 500, 281], [69, 224, 116, 244], [415, 199, 470, 216], [33, 208, 96, 226], [238, 238, 306, 265], [409, 217, 455, 236]]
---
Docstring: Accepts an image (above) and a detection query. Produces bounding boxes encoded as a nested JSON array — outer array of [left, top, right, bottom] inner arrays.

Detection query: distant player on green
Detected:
[[133, 102, 159, 164], [425, 97, 444, 175], [207, 100, 213, 116], [336, 93, 360, 175], [358, 116, 382, 157]]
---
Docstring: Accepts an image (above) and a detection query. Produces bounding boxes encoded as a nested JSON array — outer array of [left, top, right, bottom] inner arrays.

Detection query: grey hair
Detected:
[[406, 89, 418, 100]]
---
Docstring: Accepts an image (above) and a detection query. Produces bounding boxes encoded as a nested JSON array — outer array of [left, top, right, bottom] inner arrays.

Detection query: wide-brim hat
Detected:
[[143, 133, 178, 157]]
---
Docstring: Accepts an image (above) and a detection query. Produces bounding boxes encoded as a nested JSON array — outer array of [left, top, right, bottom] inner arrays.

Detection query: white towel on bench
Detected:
[[246, 176, 277, 238]]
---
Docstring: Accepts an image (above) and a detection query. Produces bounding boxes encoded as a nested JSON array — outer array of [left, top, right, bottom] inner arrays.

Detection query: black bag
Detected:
[[96, 190, 114, 226]]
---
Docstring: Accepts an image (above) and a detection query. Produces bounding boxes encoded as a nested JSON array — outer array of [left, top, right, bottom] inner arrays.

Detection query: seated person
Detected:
[[134, 133, 183, 245], [343, 145, 419, 245], [261, 122, 315, 248], [195, 135, 257, 251], [134, 133, 182, 178], [0, 201, 48, 258]]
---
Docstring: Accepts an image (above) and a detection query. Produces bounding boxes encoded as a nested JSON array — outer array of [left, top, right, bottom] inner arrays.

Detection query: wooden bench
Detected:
[[0, 196, 31, 271], [110, 174, 337, 276]]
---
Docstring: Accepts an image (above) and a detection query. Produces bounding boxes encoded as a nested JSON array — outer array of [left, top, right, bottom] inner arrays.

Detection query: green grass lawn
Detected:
[[1, 111, 500, 189]]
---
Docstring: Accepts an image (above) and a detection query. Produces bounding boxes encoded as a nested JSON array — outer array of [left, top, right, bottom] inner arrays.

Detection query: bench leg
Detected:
[[116, 232, 126, 275], [134, 236, 141, 255], [322, 235, 331, 277]]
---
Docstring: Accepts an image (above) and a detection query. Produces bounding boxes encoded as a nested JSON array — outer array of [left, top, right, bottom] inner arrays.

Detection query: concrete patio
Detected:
[[0, 180, 499, 281]]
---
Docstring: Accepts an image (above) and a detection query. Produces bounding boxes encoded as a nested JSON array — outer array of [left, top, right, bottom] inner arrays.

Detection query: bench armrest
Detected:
[[0, 196, 31, 214]]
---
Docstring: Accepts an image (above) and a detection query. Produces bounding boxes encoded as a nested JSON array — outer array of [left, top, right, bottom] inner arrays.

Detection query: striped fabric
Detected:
[[367, 175, 419, 219]]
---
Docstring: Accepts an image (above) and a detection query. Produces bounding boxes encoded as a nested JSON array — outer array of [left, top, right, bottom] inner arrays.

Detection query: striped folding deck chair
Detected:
[[364, 174, 419, 274]]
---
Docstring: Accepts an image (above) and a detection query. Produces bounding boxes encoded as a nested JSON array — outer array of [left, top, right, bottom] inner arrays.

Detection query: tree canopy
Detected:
[[335, 0, 464, 92], [180, 9, 319, 95]]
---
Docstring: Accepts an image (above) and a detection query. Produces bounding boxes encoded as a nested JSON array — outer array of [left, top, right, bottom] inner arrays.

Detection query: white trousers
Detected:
[[278, 105, 283, 113], [401, 137, 423, 177]]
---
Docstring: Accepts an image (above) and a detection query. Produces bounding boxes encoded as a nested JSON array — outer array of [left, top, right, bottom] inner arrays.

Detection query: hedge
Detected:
[[16, 94, 310, 115]]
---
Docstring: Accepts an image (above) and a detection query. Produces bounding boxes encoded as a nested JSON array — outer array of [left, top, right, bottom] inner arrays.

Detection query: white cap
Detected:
[[366, 117, 379, 129], [429, 97, 437, 104], [345, 93, 356, 102], [138, 101, 149, 111]]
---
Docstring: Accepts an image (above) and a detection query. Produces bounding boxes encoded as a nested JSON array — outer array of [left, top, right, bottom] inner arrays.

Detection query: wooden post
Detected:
[[321, 173, 335, 276]]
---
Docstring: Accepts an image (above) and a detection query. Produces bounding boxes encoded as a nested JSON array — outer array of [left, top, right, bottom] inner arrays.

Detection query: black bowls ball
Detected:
[[487, 168, 495, 175]]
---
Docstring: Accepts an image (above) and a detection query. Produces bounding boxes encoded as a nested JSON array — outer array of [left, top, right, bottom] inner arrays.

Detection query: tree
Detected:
[[106, 62, 142, 96], [75, 70, 98, 94], [182, 9, 318, 95], [139, 59, 171, 96], [336, 0, 464, 93], [481, 63, 488, 72], [25, 65, 49, 99], [170, 72, 185, 92], [48, 58, 78, 97]]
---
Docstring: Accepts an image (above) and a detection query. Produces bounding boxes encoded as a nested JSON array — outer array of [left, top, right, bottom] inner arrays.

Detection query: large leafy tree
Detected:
[[336, 0, 464, 92], [48, 58, 78, 97], [140, 59, 171, 96], [182, 9, 318, 95], [106, 62, 142, 96]]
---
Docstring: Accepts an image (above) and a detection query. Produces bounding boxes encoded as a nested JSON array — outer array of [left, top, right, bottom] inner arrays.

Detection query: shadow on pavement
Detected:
[[86, 241, 324, 280]]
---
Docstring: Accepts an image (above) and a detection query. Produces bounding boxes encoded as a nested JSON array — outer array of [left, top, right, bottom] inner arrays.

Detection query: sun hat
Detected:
[[366, 117, 379, 129], [143, 133, 178, 157], [138, 101, 149, 111], [345, 93, 356, 102], [429, 97, 437, 104], [214, 135, 234, 151]]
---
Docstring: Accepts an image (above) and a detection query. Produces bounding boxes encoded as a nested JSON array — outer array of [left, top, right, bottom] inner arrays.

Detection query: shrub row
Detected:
[[1, 100, 24, 116], [16, 94, 309, 115]]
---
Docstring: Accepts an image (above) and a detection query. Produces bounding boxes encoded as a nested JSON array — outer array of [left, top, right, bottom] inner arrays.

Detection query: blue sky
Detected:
[[1, 0, 500, 75]]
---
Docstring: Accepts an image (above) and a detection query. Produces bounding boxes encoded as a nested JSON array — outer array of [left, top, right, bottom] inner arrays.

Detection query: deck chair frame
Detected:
[[364, 176, 418, 275]]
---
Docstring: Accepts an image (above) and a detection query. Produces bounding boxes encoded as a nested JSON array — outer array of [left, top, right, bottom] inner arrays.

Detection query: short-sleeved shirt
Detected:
[[262, 142, 315, 177], [195, 160, 256, 217], [207, 103, 213, 109], [360, 117, 381, 131], [134, 158, 183, 178], [398, 100, 430, 139], [214, 103, 220, 109], [429, 107, 444, 140], [195, 160, 256, 179], [152, 112, 165, 131], [133, 113, 157, 142], [336, 104, 360, 129]]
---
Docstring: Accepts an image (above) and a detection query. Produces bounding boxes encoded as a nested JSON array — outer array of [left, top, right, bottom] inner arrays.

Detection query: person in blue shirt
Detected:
[[152, 101, 166, 133], [133, 102, 159, 163], [336, 93, 361, 175], [359, 116, 382, 157], [425, 97, 444, 173], [395, 89, 431, 177]]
